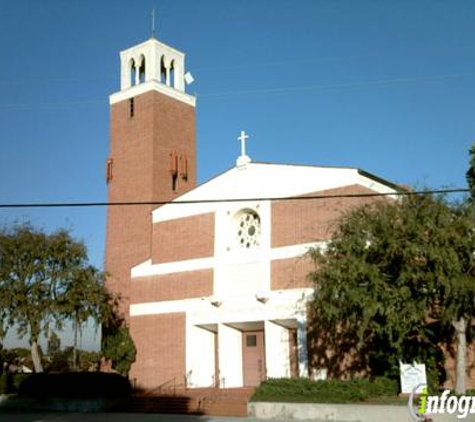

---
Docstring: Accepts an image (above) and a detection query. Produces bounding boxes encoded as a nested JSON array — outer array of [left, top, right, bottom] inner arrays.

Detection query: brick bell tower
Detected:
[[105, 36, 197, 318]]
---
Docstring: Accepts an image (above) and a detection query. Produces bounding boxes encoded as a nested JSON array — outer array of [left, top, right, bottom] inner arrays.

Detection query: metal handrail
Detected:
[[147, 371, 193, 396], [184, 370, 192, 388], [210, 374, 225, 388], [146, 376, 176, 396]]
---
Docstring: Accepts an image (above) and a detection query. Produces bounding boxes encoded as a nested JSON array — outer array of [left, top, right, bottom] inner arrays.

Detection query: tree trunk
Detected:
[[31, 340, 43, 373], [453, 316, 467, 395], [73, 316, 78, 371]]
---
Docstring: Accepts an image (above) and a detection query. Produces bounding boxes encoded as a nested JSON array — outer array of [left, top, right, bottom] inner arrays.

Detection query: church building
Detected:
[[104, 34, 399, 390]]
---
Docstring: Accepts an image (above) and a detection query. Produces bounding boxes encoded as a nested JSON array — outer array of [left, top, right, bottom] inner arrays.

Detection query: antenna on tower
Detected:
[[151, 8, 156, 38]]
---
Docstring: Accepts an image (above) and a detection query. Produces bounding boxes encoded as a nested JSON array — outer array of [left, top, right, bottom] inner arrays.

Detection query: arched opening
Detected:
[[129, 58, 136, 87], [169, 60, 175, 88], [160, 56, 167, 84], [139, 55, 146, 84]]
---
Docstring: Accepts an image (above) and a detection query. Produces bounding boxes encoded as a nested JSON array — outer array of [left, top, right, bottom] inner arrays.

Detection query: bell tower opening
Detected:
[[169, 60, 175, 88], [138, 55, 146, 84], [129, 59, 136, 87], [105, 35, 197, 319]]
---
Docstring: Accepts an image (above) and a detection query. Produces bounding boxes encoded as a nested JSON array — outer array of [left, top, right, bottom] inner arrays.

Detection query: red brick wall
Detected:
[[152, 213, 214, 264], [271, 184, 380, 248], [129, 312, 186, 389], [271, 257, 314, 290], [131, 269, 213, 303], [105, 90, 196, 318]]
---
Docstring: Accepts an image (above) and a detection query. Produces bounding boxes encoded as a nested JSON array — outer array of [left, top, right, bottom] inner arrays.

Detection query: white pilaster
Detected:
[[297, 317, 309, 377], [135, 63, 140, 86], [186, 325, 215, 387], [174, 61, 184, 91], [265, 320, 290, 378], [218, 324, 243, 387], [165, 61, 170, 86]]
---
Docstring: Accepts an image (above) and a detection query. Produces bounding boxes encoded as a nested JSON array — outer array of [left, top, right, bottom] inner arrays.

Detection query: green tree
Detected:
[[78, 349, 101, 371], [307, 194, 475, 393], [57, 265, 106, 370], [102, 323, 136, 376], [98, 287, 136, 376], [0, 223, 104, 373], [0, 343, 5, 376], [47, 331, 61, 357], [466, 142, 475, 200], [3, 347, 34, 371]]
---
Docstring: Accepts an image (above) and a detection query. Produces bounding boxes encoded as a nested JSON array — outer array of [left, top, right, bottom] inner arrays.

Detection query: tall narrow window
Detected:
[[106, 158, 113, 184], [170, 151, 178, 191], [179, 154, 188, 181], [129, 98, 134, 118]]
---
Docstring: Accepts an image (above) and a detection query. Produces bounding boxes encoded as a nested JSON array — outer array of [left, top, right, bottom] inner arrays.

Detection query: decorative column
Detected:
[[165, 61, 171, 86], [134, 62, 140, 86]]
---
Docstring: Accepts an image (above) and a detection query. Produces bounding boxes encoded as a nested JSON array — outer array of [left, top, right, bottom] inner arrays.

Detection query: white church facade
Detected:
[[104, 34, 399, 390]]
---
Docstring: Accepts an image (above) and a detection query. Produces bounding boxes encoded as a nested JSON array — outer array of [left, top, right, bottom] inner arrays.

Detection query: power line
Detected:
[[0, 53, 373, 85], [0, 71, 475, 111], [0, 99, 107, 111], [0, 188, 468, 209], [200, 71, 475, 99], [193, 54, 374, 73]]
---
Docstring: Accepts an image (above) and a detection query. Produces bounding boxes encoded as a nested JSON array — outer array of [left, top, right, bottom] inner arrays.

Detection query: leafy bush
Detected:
[[18, 372, 131, 398], [102, 326, 136, 376], [0, 374, 9, 394], [0, 374, 31, 395], [251, 377, 399, 403]]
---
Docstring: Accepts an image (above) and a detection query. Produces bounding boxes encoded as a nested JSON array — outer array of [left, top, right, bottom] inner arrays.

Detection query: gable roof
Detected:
[[152, 162, 400, 222]]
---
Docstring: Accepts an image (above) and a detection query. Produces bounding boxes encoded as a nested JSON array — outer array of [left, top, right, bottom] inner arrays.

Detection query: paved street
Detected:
[[0, 413, 246, 422], [0, 412, 318, 422]]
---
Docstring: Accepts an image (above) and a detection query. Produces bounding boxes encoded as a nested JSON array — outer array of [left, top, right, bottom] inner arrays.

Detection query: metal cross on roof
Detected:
[[236, 130, 251, 167]]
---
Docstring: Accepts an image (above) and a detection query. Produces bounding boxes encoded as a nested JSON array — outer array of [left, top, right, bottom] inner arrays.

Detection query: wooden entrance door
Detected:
[[242, 331, 265, 386]]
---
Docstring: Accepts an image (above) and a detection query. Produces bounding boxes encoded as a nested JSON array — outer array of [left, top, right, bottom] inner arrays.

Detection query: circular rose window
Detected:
[[235, 210, 261, 249]]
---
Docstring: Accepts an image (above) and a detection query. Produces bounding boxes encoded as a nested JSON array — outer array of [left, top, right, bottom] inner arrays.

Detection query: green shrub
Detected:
[[0, 374, 8, 394], [251, 377, 399, 403], [18, 372, 131, 399], [0, 373, 31, 395]]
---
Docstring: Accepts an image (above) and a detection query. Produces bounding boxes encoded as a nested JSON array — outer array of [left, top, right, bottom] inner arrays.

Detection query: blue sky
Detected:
[[1, 0, 475, 349]]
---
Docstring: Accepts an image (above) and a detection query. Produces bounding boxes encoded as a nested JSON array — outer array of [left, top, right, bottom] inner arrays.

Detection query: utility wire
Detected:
[[199, 71, 475, 99], [0, 188, 468, 209], [1, 71, 475, 111], [193, 54, 374, 72], [0, 53, 373, 85]]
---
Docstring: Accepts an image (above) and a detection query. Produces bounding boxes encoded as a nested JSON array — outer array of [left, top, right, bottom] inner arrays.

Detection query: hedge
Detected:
[[0, 374, 31, 395], [18, 372, 131, 399], [251, 377, 399, 403]]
